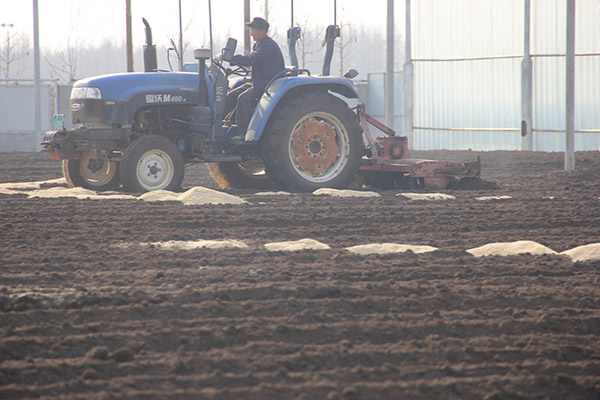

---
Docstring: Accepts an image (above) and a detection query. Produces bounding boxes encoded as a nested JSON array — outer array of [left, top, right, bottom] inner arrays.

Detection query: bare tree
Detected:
[[168, 17, 195, 69], [45, 41, 79, 84], [252, 0, 281, 41], [294, 13, 321, 70], [45, 3, 80, 84], [0, 28, 30, 79], [336, 8, 357, 76]]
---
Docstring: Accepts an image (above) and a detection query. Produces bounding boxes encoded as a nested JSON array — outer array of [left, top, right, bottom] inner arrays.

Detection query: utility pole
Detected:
[[178, 0, 183, 70], [208, 0, 214, 57], [33, 0, 41, 149], [385, 0, 394, 129], [565, 0, 576, 171], [244, 0, 251, 55], [403, 0, 414, 145], [125, 0, 133, 72], [521, 0, 533, 150], [265, 0, 269, 21], [0, 22, 14, 34]]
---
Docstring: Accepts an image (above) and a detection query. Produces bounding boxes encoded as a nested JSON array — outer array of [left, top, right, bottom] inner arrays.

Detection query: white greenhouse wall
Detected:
[[367, 71, 404, 135], [0, 82, 55, 152], [405, 0, 600, 151]]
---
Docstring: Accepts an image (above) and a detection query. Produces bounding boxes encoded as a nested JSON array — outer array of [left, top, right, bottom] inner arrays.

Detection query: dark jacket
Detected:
[[231, 35, 285, 95]]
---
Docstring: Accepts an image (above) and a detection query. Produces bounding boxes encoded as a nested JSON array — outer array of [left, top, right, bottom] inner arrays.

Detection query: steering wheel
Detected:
[[228, 65, 249, 77], [212, 55, 249, 76], [213, 59, 249, 78]]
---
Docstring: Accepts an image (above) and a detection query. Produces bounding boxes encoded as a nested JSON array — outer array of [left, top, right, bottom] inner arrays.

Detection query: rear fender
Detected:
[[244, 76, 359, 141]]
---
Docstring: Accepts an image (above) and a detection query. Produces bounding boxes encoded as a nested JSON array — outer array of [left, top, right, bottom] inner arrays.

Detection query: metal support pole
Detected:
[[334, 0, 337, 26], [126, 0, 133, 72], [385, 0, 394, 129], [178, 0, 184, 70], [208, 0, 214, 57], [403, 0, 414, 146], [521, 0, 533, 150], [265, 0, 269, 20], [244, 0, 251, 55], [565, 0, 576, 171], [33, 0, 41, 150]]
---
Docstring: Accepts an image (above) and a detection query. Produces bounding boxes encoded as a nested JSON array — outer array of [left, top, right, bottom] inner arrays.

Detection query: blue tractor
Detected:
[[43, 18, 481, 193], [42, 20, 364, 193]]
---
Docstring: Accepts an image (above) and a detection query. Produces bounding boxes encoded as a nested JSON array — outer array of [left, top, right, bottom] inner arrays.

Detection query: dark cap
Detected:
[[246, 17, 269, 30]]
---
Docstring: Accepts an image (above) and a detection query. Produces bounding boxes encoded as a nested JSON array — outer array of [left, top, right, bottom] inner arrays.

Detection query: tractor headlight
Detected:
[[71, 87, 103, 100]]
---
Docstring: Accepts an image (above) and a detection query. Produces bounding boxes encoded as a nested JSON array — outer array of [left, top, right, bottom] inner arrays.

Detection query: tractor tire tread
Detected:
[[206, 162, 272, 190]]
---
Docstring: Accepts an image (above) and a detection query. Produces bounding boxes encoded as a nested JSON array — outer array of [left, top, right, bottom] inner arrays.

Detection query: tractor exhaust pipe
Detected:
[[142, 18, 157, 72], [191, 49, 212, 136], [322, 25, 340, 76], [322, 0, 340, 76], [193, 49, 211, 106], [287, 27, 300, 69]]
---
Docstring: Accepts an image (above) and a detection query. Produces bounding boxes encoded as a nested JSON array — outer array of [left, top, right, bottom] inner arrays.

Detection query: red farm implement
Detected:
[[355, 103, 481, 189]]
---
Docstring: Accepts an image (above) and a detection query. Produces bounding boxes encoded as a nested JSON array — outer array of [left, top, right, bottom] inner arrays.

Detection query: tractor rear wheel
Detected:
[[62, 150, 121, 191], [261, 92, 363, 192], [207, 158, 272, 190], [120, 135, 184, 192]]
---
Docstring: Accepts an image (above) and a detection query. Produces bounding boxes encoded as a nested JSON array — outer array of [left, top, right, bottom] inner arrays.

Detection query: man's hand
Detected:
[[213, 53, 223, 63]]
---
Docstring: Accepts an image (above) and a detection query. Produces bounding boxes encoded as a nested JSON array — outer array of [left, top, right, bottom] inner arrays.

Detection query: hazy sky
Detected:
[[4, 0, 399, 51]]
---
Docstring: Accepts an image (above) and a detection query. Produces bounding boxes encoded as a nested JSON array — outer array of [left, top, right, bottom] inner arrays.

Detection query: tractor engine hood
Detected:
[[74, 72, 200, 101], [70, 72, 206, 125]]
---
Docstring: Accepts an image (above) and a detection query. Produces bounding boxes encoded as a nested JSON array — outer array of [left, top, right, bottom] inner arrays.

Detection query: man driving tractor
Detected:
[[222, 17, 285, 140]]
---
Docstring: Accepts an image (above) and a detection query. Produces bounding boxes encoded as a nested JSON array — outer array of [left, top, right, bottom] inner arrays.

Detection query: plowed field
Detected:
[[1, 150, 599, 399]]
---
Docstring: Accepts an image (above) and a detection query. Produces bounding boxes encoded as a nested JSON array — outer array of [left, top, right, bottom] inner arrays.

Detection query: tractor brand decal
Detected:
[[145, 94, 186, 104], [215, 86, 225, 102]]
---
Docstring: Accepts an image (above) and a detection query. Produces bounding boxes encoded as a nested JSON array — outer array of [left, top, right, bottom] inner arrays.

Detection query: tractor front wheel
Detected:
[[62, 150, 121, 191], [261, 92, 363, 192], [120, 135, 184, 192]]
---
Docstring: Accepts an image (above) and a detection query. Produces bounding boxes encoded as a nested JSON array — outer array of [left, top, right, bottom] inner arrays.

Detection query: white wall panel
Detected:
[[0, 83, 53, 152], [367, 72, 404, 135], [400, 0, 600, 151]]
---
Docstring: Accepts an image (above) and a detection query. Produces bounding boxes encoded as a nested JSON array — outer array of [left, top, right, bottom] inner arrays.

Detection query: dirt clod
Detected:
[[110, 347, 134, 363], [86, 346, 109, 360]]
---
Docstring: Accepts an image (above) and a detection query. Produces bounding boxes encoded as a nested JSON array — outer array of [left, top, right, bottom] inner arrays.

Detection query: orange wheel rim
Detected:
[[292, 118, 339, 176]]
